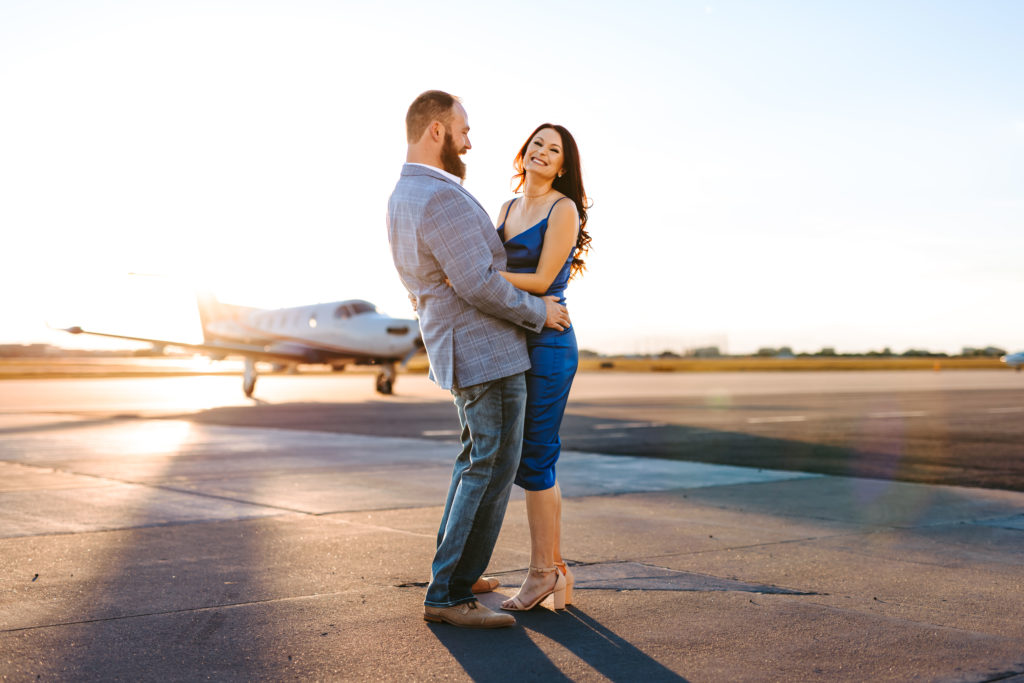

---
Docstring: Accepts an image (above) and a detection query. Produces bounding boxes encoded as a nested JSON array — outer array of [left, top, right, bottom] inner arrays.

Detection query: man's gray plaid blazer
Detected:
[[387, 164, 546, 390]]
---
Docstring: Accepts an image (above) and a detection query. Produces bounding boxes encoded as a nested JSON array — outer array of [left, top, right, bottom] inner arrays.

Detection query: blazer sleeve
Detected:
[[420, 189, 546, 333]]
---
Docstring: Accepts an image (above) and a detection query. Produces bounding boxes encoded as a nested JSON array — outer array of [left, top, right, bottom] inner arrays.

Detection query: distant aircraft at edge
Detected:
[[1002, 351, 1024, 371]]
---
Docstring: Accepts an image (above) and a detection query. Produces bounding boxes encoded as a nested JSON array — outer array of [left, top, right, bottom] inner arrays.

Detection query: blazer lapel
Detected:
[[401, 164, 488, 216]]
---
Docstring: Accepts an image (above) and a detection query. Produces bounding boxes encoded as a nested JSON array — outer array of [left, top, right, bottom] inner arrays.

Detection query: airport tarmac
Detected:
[[5, 370, 1022, 490], [1, 371, 1023, 681]]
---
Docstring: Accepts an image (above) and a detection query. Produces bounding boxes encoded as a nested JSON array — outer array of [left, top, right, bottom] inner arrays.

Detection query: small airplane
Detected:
[[1001, 351, 1024, 371], [62, 293, 423, 397]]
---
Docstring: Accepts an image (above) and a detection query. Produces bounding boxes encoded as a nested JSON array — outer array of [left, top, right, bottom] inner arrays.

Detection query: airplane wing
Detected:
[[61, 327, 310, 363]]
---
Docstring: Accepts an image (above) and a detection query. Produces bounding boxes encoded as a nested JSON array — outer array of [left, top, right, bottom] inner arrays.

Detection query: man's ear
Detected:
[[429, 121, 445, 142]]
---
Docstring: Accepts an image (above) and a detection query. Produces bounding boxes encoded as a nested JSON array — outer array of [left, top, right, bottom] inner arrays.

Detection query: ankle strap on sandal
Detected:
[[529, 565, 558, 574]]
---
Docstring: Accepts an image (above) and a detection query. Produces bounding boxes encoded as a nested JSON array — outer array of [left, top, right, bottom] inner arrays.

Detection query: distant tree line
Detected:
[[584, 345, 1009, 360], [0, 344, 171, 358]]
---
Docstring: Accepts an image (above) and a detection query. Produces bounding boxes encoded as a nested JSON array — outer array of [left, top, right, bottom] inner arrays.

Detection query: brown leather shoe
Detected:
[[423, 600, 516, 628], [471, 576, 500, 593]]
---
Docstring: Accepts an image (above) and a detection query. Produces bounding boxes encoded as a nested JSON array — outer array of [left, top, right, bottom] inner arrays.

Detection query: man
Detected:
[[387, 90, 570, 628]]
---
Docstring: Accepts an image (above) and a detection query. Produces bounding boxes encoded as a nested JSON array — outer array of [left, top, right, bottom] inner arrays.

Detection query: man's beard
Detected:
[[441, 129, 467, 180]]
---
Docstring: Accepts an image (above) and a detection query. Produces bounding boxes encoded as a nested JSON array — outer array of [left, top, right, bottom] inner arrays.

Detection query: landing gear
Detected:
[[375, 362, 396, 395], [243, 358, 257, 398]]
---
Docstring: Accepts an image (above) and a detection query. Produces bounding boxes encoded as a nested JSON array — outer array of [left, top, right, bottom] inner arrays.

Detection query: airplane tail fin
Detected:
[[196, 292, 260, 342], [196, 292, 222, 343]]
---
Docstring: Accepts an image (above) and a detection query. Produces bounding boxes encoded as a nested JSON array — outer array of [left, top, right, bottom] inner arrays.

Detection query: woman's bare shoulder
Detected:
[[550, 195, 579, 221]]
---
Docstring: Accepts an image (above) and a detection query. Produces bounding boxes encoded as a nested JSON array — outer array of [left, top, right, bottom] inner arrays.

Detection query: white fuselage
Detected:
[[204, 300, 420, 361]]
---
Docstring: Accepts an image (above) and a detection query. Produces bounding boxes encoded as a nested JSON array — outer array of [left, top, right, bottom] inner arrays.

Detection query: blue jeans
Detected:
[[425, 373, 527, 608]]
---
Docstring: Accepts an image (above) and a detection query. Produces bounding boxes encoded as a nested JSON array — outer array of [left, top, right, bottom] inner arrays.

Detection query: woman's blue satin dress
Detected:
[[498, 197, 579, 491]]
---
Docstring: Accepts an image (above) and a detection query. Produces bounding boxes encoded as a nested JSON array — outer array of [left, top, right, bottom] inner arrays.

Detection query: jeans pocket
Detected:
[[452, 380, 489, 404]]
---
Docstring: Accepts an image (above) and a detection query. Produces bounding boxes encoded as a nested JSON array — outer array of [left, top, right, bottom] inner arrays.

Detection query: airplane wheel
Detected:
[[243, 358, 257, 397], [376, 374, 393, 395]]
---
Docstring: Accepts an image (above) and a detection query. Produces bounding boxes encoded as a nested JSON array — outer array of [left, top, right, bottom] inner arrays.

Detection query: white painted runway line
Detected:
[[747, 416, 807, 424], [421, 429, 460, 437], [867, 411, 929, 419], [593, 422, 667, 430]]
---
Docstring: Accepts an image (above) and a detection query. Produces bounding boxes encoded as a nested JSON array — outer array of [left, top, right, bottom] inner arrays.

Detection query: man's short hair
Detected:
[[406, 90, 459, 143]]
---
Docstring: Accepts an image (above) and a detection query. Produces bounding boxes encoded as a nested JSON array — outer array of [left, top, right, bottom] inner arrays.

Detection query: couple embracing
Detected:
[[387, 90, 591, 629]]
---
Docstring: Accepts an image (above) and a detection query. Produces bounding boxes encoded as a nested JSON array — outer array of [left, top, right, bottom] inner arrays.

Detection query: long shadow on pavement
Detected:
[[428, 603, 687, 682], [0, 420, 283, 679]]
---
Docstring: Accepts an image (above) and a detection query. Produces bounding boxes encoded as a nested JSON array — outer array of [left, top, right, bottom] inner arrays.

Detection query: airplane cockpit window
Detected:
[[349, 301, 377, 315], [335, 301, 377, 319]]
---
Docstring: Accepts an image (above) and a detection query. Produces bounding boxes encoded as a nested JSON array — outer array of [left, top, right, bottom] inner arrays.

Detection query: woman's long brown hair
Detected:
[[512, 123, 591, 279]]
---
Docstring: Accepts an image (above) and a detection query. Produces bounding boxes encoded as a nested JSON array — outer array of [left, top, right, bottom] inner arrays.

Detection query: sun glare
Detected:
[[103, 420, 197, 459]]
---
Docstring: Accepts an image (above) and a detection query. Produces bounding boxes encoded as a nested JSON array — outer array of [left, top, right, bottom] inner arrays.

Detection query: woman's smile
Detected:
[[525, 129, 563, 177]]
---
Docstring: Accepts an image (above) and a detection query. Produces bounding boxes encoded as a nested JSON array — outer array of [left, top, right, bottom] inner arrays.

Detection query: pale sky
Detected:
[[2, 0, 1022, 355]]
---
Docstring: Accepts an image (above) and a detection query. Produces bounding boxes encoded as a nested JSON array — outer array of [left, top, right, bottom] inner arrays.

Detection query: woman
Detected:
[[495, 123, 591, 612]]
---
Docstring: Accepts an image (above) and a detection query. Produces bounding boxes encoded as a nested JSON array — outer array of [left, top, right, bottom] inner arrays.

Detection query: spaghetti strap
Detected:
[[501, 197, 519, 228], [545, 196, 571, 222]]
